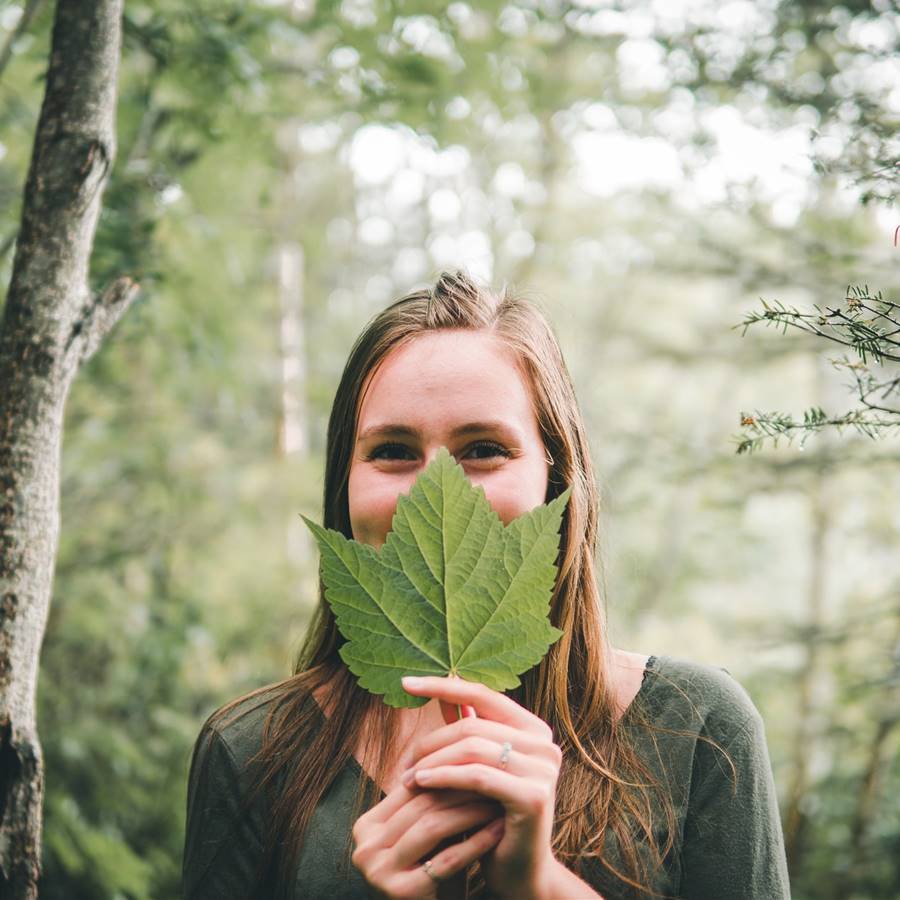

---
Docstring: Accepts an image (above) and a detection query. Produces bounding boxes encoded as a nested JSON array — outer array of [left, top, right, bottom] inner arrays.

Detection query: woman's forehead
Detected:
[[354, 330, 537, 435], [362, 330, 525, 400]]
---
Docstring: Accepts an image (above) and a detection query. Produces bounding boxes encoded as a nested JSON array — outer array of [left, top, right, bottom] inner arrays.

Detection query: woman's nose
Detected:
[[422, 445, 446, 467]]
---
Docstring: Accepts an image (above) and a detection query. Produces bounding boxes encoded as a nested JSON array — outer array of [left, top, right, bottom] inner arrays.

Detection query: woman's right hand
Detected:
[[351, 783, 504, 899]]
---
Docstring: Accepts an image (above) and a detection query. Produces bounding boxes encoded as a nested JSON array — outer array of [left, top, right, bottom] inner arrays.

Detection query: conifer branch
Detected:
[[735, 285, 900, 453]]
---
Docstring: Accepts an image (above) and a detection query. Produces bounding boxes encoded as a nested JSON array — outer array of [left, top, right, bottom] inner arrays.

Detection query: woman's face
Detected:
[[348, 329, 550, 549]]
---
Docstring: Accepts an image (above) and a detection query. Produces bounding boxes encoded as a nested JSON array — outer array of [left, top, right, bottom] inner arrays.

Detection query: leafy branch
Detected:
[[734, 285, 900, 454]]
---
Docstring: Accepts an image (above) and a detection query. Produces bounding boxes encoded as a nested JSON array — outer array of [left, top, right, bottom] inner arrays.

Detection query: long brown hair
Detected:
[[212, 271, 673, 896]]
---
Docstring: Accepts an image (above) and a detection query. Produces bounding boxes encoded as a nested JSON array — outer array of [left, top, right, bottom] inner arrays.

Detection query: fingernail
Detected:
[[402, 676, 423, 689], [415, 769, 433, 784], [401, 769, 416, 788], [489, 818, 505, 835]]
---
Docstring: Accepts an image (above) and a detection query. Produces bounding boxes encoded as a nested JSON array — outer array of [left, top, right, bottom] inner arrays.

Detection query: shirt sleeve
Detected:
[[182, 721, 274, 900], [679, 707, 791, 900]]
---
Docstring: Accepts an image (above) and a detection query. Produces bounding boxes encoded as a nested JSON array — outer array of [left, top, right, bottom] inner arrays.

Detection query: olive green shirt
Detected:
[[183, 656, 790, 899]]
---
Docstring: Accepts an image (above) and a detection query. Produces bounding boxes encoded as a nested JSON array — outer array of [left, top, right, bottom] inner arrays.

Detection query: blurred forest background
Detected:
[[1, 0, 898, 897]]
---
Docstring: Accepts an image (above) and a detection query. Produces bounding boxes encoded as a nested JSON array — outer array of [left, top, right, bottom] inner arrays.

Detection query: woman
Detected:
[[183, 271, 790, 899]]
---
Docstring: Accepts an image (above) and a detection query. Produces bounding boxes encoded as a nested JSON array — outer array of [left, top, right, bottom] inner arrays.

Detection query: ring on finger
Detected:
[[498, 740, 512, 770], [423, 859, 440, 882]]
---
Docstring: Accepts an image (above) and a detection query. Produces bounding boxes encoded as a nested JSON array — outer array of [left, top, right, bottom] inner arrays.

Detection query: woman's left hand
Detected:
[[400, 676, 563, 900]]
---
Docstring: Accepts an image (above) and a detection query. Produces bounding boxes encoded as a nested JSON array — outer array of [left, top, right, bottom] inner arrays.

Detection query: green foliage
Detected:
[[736, 285, 900, 453], [43, 793, 155, 900], [735, 407, 900, 455], [303, 448, 568, 707]]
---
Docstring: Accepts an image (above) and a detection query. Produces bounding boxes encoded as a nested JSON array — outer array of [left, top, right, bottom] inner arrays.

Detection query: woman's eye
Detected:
[[464, 441, 510, 461], [366, 441, 510, 463], [368, 442, 414, 461]]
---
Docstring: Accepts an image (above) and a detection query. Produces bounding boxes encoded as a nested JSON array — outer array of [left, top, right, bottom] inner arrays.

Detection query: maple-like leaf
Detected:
[[301, 447, 569, 707]]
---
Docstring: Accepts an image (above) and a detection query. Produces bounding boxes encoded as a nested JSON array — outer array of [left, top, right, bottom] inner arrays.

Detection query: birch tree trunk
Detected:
[[0, 2, 136, 895], [277, 242, 308, 459]]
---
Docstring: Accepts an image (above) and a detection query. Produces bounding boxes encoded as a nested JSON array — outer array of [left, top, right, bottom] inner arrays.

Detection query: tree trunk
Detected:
[[0, 1, 136, 895], [843, 621, 900, 894], [782, 466, 828, 874], [782, 354, 831, 875], [277, 242, 308, 458]]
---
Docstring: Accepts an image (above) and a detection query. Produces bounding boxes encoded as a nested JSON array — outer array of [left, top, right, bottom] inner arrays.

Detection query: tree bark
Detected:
[[0, 1, 135, 895]]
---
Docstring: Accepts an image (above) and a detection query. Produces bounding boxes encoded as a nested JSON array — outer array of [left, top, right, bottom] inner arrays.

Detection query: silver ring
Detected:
[[423, 859, 440, 882], [498, 740, 512, 770]]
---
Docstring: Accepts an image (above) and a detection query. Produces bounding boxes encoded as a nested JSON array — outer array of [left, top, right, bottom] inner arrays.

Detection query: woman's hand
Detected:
[[400, 676, 563, 900], [351, 782, 504, 899]]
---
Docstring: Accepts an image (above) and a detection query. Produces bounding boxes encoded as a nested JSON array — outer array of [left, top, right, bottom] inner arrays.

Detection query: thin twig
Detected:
[[0, 0, 46, 82], [0, 231, 18, 262]]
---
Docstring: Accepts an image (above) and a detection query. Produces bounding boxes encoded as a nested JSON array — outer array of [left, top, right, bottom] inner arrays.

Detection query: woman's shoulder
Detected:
[[197, 678, 316, 767], [635, 653, 764, 742]]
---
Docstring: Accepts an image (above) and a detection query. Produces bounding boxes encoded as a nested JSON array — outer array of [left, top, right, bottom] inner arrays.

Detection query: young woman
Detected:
[[183, 271, 790, 899]]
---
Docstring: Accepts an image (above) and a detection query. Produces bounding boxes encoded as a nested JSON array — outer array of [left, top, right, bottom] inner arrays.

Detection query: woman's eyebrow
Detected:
[[357, 421, 522, 442]]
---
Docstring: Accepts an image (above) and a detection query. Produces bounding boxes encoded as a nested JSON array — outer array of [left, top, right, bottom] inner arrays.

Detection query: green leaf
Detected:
[[301, 447, 569, 707]]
